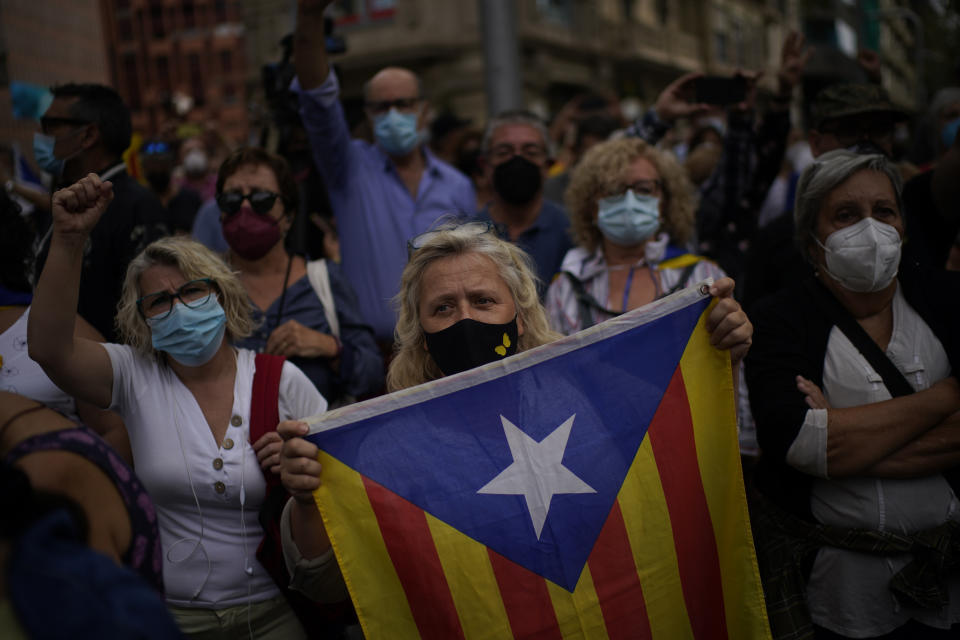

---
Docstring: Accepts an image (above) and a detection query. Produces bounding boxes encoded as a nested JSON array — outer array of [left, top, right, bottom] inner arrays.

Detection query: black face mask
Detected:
[[146, 171, 172, 194], [423, 316, 519, 376], [492, 155, 542, 206]]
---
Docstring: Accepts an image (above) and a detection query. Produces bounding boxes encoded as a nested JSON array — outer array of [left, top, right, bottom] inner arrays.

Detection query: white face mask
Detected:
[[812, 217, 902, 292]]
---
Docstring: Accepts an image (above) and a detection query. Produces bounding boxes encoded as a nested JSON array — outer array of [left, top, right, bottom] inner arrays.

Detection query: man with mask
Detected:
[[474, 110, 571, 294], [807, 83, 907, 158], [292, 0, 475, 344], [33, 83, 167, 341]]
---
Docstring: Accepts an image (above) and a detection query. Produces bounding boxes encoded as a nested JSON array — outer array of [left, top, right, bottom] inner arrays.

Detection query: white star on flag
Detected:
[[478, 414, 596, 539]]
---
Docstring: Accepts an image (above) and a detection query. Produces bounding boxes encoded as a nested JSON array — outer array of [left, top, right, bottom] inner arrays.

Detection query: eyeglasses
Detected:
[[603, 179, 663, 199], [40, 116, 91, 135], [216, 190, 281, 216], [489, 143, 548, 164], [407, 220, 501, 257], [137, 278, 216, 319], [365, 97, 421, 115]]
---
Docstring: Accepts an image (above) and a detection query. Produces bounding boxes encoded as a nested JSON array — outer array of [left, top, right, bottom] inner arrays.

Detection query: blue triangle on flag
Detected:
[[310, 298, 706, 590]]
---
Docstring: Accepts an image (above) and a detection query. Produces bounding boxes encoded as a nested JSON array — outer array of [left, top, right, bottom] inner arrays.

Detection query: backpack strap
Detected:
[[250, 353, 286, 488], [306, 259, 340, 339], [802, 278, 914, 398]]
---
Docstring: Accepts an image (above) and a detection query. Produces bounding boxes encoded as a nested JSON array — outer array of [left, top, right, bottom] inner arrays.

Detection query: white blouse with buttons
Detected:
[[786, 284, 959, 636], [103, 344, 327, 608]]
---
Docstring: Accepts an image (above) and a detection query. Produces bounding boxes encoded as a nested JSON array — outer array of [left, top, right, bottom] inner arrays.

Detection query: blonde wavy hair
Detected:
[[566, 137, 698, 253], [387, 224, 560, 391], [116, 236, 255, 359]]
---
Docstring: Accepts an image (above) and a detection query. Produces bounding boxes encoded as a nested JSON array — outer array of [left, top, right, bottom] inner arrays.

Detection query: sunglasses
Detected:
[[406, 220, 501, 258], [216, 190, 281, 216]]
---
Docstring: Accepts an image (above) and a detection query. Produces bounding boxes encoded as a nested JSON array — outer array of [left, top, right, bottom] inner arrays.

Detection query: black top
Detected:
[[744, 260, 960, 519], [902, 169, 959, 271], [35, 169, 168, 342]]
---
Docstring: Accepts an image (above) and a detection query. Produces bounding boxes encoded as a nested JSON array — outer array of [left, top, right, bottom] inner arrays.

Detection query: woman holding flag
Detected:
[[277, 223, 753, 598]]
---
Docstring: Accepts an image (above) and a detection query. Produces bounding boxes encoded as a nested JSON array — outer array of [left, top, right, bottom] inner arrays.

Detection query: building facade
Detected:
[[0, 0, 110, 173], [100, 0, 249, 143]]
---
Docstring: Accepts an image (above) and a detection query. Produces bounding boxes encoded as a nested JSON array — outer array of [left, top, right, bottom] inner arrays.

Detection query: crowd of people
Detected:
[[2, 0, 960, 637]]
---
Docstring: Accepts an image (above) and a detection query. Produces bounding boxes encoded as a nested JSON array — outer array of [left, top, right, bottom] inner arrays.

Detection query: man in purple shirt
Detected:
[[292, 0, 475, 342]]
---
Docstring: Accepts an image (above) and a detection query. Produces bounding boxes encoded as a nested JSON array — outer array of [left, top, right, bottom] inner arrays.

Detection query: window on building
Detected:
[[183, 1, 196, 29], [223, 82, 237, 103], [656, 0, 669, 25], [733, 19, 744, 66], [220, 50, 232, 74], [714, 31, 728, 64], [332, 0, 396, 25], [118, 17, 133, 41], [535, 0, 573, 26], [149, 1, 165, 38], [123, 54, 141, 109], [189, 53, 204, 106], [156, 55, 171, 93]]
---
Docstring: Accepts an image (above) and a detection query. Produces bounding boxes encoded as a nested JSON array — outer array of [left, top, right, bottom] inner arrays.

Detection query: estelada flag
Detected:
[[303, 282, 771, 639]]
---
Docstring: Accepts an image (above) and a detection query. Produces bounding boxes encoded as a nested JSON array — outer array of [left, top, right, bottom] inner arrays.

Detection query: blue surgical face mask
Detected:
[[942, 117, 960, 151], [33, 132, 64, 175], [147, 294, 227, 367], [596, 190, 661, 246], [373, 108, 422, 156]]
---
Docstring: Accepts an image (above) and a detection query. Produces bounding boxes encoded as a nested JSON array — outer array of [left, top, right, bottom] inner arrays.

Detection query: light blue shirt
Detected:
[[190, 197, 228, 254], [292, 71, 476, 341]]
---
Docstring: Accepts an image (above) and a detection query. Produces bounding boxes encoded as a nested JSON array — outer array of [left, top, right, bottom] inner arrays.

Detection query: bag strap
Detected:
[[802, 279, 914, 398], [306, 259, 340, 339], [562, 271, 620, 330], [250, 353, 286, 488]]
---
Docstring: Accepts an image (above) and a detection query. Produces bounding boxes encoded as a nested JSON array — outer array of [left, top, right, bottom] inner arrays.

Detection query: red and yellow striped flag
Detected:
[[305, 286, 770, 639]]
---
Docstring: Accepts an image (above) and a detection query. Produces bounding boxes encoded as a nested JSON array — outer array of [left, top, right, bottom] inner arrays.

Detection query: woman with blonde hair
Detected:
[[546, 137, 729, 337], [28, 174, 338, 638], [387, 222, 560, 391], [278, 220, 752, 552]]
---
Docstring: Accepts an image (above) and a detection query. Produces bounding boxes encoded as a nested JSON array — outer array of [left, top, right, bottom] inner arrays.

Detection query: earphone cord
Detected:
[[164, 380, 212, 602]]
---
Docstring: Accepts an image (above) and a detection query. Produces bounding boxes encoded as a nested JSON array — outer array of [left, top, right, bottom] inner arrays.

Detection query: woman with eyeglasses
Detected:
[[545, 137, 735, 337], [215, 147, 383, 405], [27, 174, 346, 638]]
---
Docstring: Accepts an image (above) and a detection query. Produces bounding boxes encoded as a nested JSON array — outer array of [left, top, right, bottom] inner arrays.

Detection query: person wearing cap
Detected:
[[291, 0, 475, 345], [807, 83, 910, 158]]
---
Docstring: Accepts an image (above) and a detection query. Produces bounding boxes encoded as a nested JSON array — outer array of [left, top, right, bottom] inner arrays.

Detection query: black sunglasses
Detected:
[[216, 190, 281, 216], [40, 116, 92, 134]]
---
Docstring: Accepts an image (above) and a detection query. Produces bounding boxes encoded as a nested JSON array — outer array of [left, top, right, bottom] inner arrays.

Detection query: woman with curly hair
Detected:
[[545, 137, 728, 335]]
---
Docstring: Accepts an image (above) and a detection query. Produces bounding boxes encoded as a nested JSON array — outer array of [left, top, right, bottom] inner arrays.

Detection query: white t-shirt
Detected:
[[0, 307, 78, 420], [103, 344, 327, 608]]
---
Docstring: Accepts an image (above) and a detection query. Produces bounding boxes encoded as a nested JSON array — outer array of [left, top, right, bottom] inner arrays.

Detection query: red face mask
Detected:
[[221, 207, 282, 260]]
